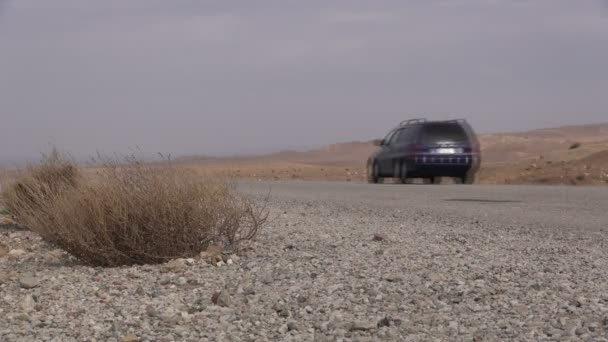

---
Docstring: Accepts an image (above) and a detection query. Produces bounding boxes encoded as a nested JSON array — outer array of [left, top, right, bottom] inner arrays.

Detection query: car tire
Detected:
[[367, 161, 383, 184], [431, 177, 442, 185], [393, 162, 404, 184], [399, 160, 409, 184]]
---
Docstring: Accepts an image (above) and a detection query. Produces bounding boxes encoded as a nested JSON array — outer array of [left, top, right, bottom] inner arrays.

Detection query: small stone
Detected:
[[126, 272, 140, 279], [146, 305, 159, 318], [8, 249, 26, 257], [373, 234, 385, 242], [273, 303, 287, 312], [351, 321, 376, 331], [15, 313, 30, 322], [0, 243, 8, 257], [468, 304, 484, 313], [44, 249, 64, 263], [377, 317, 391, 328], [121, 334, 139, 342], [428, 272, 444, 282], [575, 296, 586, 307], [261, 273, 274, 284], [385, 276, 402, 283], [200, 245, 224, 264], [19, 276, 39, 289], [20, 294, 36, 312], [305, 306, 313, 314], [185, 258, 195, 266], [287, 321, 299, 331], [0, 272, 9, 284], [278, 324, 289, 334], [212, 291, 231, 307], [279, 310, 290, 318], [163, 259, 187, 272], [229, 254, 240, 263], [227, 259, 234, 265]]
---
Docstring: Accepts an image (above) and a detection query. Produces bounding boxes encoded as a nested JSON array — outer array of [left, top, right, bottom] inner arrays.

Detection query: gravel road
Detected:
[[1, 181, 608, 341]]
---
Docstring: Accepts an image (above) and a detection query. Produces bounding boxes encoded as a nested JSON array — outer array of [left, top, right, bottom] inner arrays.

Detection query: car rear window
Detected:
[[420, 123, 468, 144]]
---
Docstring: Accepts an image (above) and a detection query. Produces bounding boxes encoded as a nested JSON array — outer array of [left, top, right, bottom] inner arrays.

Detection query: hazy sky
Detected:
[[1, 0, 607, 163]]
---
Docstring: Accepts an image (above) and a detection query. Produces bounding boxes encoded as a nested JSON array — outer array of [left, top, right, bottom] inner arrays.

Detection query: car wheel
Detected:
[[399, 160, 409, 184], [431, 177, 442, 185], [422, 178, 432, 184], [393, 162, 403, 184], [367, 161, 383, 184]]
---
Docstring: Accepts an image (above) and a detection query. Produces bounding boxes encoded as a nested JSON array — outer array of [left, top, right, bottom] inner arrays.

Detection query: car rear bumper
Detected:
[[414, 154, 475, 166], [407, 154, 480, 177]]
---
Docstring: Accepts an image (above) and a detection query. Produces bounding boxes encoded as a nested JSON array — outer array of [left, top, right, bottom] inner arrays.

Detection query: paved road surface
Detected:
[[240, 181, 608, 233]]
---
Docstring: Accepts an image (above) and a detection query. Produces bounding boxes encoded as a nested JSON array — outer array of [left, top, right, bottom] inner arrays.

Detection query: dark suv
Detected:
[[367, 119, 481, 184]]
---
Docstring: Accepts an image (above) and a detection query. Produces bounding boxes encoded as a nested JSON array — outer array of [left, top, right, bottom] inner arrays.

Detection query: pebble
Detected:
[[19, 276, 39, 289], [121, 334, 139, 342], [0, 243, 9, 257], [0, 272, 9, 285], [372, 234, 385, 242], [350, 321, 376, 331], [19, 294, 36, 312], [163, 259, 187, 272], [0, 188, 607, 341], [287, 321, 299, 331], [214, 291, 231, 307], [8, 249, 26, 257]]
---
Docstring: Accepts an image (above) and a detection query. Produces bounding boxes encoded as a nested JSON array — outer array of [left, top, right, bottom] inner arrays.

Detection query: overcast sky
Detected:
[[1, 0, 607, 164]]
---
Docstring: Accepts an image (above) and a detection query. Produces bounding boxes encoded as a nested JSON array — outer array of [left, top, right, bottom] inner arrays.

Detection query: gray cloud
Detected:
[[1, 0, 607, 164]]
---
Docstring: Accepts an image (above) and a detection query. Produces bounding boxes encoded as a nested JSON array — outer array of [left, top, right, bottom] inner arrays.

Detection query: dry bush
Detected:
[[3, 149, 79, 217], [569, 142, 581, 150], [3, 153, 268, 266]]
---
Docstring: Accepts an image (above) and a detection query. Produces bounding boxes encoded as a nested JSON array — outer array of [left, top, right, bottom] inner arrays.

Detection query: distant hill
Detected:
[[242, 122, 608, 166], [176, 122, 608, 185]]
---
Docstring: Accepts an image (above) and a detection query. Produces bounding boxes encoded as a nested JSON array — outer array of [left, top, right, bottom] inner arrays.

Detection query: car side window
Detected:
[[388, 129, 403, 145], [383, 130, 396, 145], [397, 128, 413, 144]]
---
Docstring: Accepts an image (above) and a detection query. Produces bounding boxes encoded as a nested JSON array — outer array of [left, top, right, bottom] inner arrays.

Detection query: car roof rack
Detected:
[[399, 118, 469, 127], [399, 118, 427, 126]]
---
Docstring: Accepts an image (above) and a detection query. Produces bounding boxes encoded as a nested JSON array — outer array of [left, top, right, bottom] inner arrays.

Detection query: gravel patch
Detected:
[[1, 185, 608, 341]]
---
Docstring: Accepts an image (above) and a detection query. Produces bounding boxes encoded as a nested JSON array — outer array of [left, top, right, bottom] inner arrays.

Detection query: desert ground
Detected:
[[1, 182, 608, 341], [176, 123, 608, 186]]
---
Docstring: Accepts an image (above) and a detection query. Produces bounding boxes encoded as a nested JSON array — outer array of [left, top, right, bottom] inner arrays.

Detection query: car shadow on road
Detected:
[[444, 198, 522, 203]]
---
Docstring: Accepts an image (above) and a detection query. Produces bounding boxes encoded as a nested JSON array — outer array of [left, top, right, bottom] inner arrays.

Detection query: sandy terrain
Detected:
[[177, 123, 608, 185], [0, 123, 606, 186]]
